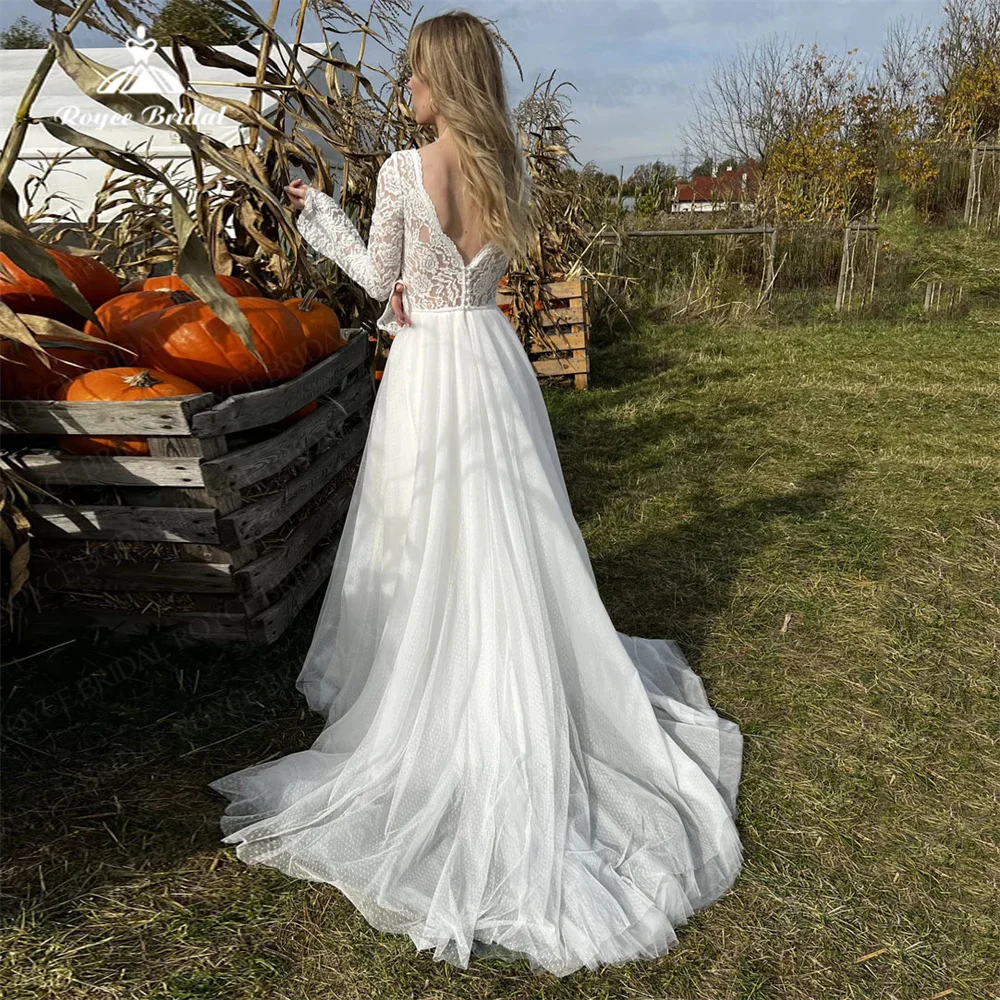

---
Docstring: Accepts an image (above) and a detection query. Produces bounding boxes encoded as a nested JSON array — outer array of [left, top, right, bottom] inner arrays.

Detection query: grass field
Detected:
[[2, 304, 997, 1000]]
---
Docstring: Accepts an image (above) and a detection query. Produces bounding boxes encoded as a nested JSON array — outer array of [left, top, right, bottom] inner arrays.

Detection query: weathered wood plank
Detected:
[[496, 279, 583, 301], [202, 375, 372, 491], [22, 608, 249, 644], [543, 280, 584, 298], [189, 331, 368, 437], [28, 504, 220, 543], [534, 303, 585, 326], [69, 485, 212, 509], [497, 279, 590, 389], [146, 433, 226, 461], [37, 536, 244, 564], [525, 329, 587, 352], [146, 430, 246, 526], [532, 351, 589, 377], [233, 480, 353, 597], [31, 556, 236, 594], [218, 419, 368, 546], [1, 392, 218, 436], [496, 293, 583, 312], [250, 532, 342, 644], [4, 453, 206, 487], [2, 331, 366, 440]]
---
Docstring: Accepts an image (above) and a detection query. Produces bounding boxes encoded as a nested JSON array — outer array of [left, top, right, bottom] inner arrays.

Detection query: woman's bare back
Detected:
[[416, 141, 488, 268]]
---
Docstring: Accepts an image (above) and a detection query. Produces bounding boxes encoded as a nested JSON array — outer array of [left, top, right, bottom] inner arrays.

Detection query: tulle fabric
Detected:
[[208, 304, 744, 977]]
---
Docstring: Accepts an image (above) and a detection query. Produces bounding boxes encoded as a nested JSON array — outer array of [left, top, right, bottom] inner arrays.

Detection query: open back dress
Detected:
[[208, 147, 745, 977]]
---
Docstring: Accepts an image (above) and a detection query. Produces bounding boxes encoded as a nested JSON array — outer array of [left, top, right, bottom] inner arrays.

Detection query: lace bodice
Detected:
[[296, 148, 510, 334]]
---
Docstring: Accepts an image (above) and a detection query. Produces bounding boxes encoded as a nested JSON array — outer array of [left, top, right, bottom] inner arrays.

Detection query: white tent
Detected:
[[0, 41, 356, 224]]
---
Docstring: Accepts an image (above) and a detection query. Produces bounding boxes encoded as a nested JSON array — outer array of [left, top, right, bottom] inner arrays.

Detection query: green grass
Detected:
[[2, 305, 998, 999]]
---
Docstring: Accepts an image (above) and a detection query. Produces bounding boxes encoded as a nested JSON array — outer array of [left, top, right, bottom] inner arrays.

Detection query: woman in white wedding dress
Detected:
[[208, 11, 744, 978]]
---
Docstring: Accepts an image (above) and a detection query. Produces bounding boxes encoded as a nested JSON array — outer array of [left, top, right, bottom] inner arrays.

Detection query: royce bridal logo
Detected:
[[56, 24, 231, 129], [96, 25, 184, 96]]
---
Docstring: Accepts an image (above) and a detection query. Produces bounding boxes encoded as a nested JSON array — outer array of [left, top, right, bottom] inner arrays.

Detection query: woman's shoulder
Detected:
[[383, 148, 417, 167], [379, 147, 417, 184]]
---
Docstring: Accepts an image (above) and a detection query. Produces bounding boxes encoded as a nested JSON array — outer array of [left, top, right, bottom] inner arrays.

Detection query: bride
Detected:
[[208, 10, 744, 978]]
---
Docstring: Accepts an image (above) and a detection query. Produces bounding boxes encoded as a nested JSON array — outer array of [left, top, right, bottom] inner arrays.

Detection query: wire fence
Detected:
[[584, 215, 995, 324], [579, 144, 999, 324], [965, 145, 1000, 231]]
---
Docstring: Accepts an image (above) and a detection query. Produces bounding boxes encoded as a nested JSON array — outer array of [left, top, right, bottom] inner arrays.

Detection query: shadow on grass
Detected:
[[0, 622, 324, 926], [0, 462, 855, 938], [0, 306, 852, 975], [589, 463, 859, 667]]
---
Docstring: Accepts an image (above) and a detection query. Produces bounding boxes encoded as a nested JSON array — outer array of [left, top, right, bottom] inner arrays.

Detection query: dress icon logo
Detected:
[[96, 25, 184, 96]]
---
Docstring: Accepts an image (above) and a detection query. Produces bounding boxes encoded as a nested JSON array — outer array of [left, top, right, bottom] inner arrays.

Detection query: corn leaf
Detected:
[[0, 219, 100, 327], [0, 300, 50, 356], [39, 117, 260, 361]]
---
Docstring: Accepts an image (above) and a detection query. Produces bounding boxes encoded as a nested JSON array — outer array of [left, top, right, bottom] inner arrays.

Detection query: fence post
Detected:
[[835, 225, 852, 311], [964, 145, 977, 226], [867, 234, 879, 308], [611, 228, 622, 279]]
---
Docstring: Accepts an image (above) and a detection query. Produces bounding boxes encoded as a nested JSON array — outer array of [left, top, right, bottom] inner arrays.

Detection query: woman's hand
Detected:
[[285, 178, 310, 212], [390, 281, 411, 327]]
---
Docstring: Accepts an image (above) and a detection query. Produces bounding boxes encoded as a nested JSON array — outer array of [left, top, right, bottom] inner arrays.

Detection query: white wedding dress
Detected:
[[208, 147, 744, 977]]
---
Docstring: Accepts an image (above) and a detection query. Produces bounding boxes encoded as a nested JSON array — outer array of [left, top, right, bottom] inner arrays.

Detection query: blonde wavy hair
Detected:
[[406, 11, 535, 261]]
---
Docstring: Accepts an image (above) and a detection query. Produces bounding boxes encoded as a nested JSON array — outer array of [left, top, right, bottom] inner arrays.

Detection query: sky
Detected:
[[1, 0, 947, 175]]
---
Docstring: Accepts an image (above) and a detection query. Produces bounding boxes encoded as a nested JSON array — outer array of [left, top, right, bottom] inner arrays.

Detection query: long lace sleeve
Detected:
[[296, 152, 403, 301]]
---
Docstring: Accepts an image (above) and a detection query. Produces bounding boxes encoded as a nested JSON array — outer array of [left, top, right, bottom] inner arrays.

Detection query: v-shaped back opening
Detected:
[[411, 148, 494, 270]]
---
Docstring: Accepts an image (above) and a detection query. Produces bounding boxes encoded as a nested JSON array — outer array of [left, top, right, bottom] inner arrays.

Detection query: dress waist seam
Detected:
[[404, 304, 501, 315]]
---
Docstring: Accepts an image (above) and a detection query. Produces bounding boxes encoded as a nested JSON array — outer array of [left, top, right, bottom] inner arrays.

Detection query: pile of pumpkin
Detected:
[[1, 247, 347, 455]]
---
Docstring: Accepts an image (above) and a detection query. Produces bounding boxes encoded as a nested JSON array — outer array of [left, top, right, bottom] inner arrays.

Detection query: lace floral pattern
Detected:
[[296, 149, 510, 334]]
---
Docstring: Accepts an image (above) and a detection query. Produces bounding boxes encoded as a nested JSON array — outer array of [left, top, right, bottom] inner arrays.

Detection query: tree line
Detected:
[[1, 0, 246, 49], [586, 0, 999, 223]]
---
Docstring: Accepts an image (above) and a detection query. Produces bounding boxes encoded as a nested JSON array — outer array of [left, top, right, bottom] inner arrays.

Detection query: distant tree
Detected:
[[877, 0, 999, 145], [678, 1, 998, 222], [929, 0, 1000, 143], [626, 160, 677, 217], [1, 16, 47, 49], [151, 0, 248, 45], [625, 159, 677, 193], [691, 156, 714, 178], [682, 35, 856, 170], [578, 162, 620, 195]]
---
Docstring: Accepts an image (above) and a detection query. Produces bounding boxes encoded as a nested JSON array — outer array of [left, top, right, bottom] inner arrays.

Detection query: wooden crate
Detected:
[[497, 278, 591, 389], [1, 330, 373, 646]]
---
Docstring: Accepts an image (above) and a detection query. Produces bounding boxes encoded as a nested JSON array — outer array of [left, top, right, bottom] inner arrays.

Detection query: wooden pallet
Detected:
[[1, 330, 373, 646], [497, 278, 591, 389]]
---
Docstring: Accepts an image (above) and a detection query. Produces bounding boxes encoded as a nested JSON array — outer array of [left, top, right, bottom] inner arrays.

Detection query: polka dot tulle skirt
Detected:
[[208, 305, 744, 976]]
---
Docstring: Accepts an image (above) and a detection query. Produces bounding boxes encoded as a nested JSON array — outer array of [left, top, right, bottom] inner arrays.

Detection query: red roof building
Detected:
[[673, 161, 759, 213]]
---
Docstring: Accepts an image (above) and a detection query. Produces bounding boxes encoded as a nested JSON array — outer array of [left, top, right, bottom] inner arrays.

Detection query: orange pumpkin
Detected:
[[57, 367, 206, 456], [1, 334, 120, 400], [82, 290, 195, 353], [122, 273, 259, 298], [0, 249, 120, 320], [282, 293, 345, 364], [127, 296, 307, 394]]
